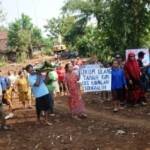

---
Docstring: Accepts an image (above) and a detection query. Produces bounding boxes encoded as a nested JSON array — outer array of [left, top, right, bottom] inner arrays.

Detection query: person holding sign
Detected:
[[64, 63, 87, 120], [111, 60, 127, 112]]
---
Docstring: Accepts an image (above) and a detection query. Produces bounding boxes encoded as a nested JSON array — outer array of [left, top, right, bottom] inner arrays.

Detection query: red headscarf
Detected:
[[124, 52, 141, 80]]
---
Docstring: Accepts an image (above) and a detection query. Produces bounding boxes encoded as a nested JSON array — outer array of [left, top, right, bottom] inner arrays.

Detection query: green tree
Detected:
[[8, 14, 43, 60], [45, 14, 88, 51], [103, 0, 150, 52], [44, 17, 61, 38], [62, 0, 150, 58]]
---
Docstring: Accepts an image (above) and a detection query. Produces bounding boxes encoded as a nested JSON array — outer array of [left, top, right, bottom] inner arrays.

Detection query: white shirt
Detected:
[[73, 65, 80, 76], [8, 75, 18, 86]]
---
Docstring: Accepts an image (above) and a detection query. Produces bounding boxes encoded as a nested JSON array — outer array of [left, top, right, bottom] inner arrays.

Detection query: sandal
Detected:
[[50, 113, 55, 117], [79, 114, 87, 119], [45, 121, 52, 126], [1, 125, 12, 131], [113, 108, 119, 113], [72, 115, 81, 121]]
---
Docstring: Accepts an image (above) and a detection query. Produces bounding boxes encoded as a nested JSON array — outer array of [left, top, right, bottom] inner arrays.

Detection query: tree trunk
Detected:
[[28, 45, 33, 59]]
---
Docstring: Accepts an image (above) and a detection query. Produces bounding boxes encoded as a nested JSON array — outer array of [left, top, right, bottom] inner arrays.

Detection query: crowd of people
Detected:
[[0, 53, 150, 130]]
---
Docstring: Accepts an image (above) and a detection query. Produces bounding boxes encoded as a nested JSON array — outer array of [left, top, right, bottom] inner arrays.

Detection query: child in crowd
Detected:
[[16, 70, 32, 109], [111, 60, 127, 112]]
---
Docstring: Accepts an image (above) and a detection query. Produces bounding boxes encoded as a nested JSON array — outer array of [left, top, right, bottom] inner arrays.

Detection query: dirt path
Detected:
[[0, 95, 150, 150], [55, 98, 150, 129], [1, 57, 150, 150], [86, 107, 150, 129]]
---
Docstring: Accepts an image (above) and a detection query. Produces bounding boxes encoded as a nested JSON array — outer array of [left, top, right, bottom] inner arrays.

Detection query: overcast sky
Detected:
[[1, 0, 65, 30]]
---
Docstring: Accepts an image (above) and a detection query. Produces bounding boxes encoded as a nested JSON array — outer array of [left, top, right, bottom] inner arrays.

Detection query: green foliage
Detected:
[[44, 15, 78, 45], [60, 0, 150, 61], [45, 14, 89, 53], [103, 0, 150, 52], [41, 38, 53, 55], [45, 18, 62, 38], [31, 27, 43, 48], [41, 48, 51, 56], [8, 14, 43, 61]]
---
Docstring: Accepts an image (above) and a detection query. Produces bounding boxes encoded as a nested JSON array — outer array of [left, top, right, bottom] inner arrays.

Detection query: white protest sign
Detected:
[[126, 48, 149, 66], [79, 64, 111, 92]]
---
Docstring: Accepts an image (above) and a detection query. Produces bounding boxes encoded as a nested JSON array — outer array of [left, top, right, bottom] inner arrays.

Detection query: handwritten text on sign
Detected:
[[80, 65, 111, 92]]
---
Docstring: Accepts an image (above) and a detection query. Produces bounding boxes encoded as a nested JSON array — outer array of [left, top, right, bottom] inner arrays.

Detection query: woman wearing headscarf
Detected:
[[124, 52, 146, 106]]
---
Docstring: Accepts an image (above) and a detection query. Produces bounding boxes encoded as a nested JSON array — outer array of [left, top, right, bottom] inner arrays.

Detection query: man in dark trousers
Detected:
[[137, 51, 147, 105]]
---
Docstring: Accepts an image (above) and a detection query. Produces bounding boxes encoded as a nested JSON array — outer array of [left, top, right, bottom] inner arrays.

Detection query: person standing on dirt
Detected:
[[46, 66, 60, 97], [0, 70, 10, 102], [111, 60, 127, 112], [115, 54, 127, 106], [26, 64, 52, 125], [64, 63, 87, 120], [124, 52, 146, 106], [3, 84, 15, 120], [16, 70, 32, 109], [45, 67, 57, 116], [0, 80, 11, 130], [137, 51, 147, 105], [0, 70, 14, 120]]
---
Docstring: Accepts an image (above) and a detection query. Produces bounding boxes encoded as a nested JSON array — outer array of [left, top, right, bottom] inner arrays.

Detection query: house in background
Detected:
[[0, 32, 16, 62], [0, 32, 7, 52]]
